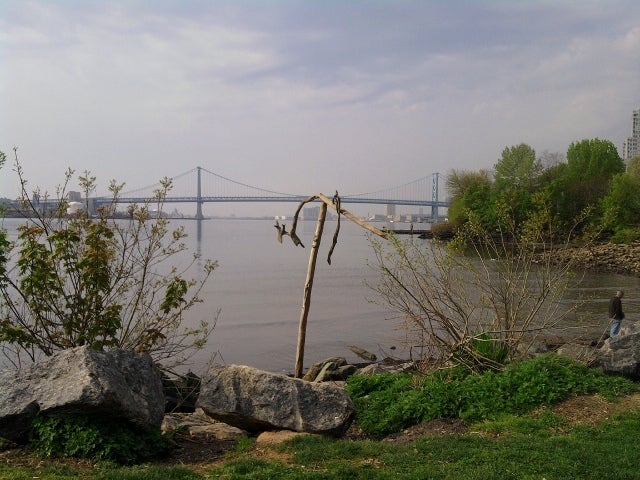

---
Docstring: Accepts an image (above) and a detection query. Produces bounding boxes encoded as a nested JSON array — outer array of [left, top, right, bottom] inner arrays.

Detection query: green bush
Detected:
[[430, 220, 457, 239], [347, 354, 638, 435], [29, 413, 172, 464], [610, 227, 640, 244]]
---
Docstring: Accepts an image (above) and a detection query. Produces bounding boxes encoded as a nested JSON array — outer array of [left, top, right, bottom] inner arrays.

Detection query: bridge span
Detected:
[[92, 166, 449, 220]]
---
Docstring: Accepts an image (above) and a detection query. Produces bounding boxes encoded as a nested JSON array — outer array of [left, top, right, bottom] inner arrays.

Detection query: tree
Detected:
[[446, 169, 495, 227], [627, 156, 640, 180], [494, 143, 542, 190], [549, 138, 625, 230], [566, 138, 624, 180], [600, 172, 640, 241], [368, 192, 590, 373], [0, 149, 217, 369], [538, 150, 565, 169]]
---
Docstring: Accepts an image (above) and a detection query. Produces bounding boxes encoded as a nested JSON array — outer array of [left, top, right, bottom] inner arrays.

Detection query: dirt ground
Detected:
[[3, 392, 640, 472]]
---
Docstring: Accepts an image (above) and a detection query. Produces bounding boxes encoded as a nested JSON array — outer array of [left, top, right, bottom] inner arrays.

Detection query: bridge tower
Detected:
[[431, 172, 440, 223], [195, 166, 204, 220]]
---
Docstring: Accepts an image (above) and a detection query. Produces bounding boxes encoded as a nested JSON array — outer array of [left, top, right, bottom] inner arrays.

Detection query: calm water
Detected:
[[186, 218, 400, 374], [171, 218, 640, 373], [2, 217, 640, 374]]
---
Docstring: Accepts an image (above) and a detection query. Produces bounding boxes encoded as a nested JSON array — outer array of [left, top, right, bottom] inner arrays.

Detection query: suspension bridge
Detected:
[[94, 167, 449, 220]]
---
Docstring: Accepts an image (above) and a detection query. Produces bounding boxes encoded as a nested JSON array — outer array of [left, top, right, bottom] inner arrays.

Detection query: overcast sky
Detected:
[[1, 0, 639, 214]]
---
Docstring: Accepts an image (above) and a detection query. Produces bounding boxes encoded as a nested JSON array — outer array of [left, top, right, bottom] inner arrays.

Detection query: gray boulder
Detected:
[[196, 364, 355, 436], [162, 409, 246, 442], [357, 359, 416, 376], [0, 345, 164, 443], [594, 327, 640, 379], [303, 357, 357, 382], [555, 343, 599, 366], [303, 357, 347, 382]]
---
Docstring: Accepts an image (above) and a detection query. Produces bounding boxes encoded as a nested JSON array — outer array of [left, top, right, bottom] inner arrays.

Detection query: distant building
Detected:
[[68, 191, 82, 202], [385, 204, 396, 218], [622, 108, 640, 160], [302, 205, 336, 221], [303, 205, 320, 220]]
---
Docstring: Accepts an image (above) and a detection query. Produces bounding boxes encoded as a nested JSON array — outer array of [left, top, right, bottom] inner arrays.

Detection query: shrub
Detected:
[[0, 149, 217, 369], [610, 227, 640, 244], [430, 220, 456, 239], [29, 413, 172, 465], [347, 354, 638, 435]]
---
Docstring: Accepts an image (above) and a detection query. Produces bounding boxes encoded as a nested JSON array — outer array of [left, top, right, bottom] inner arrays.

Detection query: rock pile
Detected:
[[7, 336, 638, 451], [0, 345, 410, 446], [551, 242, 640, 276]]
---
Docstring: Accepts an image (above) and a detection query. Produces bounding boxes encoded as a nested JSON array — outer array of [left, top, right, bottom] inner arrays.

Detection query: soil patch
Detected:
[[542, 392, 640, 426], [382, 418, 469, 444]]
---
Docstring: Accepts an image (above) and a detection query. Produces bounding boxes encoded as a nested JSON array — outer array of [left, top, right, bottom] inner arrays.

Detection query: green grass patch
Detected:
[[0, 464, 201, 480], [206, 411, 640, 479], [347, 353, 638, 435]]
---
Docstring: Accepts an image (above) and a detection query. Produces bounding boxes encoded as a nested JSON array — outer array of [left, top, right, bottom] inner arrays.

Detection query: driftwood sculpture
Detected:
[[275, 192, 388, 378]]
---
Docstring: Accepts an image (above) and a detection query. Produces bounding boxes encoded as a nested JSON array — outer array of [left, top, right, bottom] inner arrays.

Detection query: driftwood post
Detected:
[[294, 202, 327, 378], [275, 192, 388, 378]]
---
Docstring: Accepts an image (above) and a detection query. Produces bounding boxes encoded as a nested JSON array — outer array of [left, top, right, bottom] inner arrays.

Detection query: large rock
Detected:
[[196, 364, 355, 436], [357, 358, 416, 376], [0, 345, 164, 443], [162, 409, 246, 442], [594, 325, 640, 379], [556, 343, 599, 366], [303, 357, 357, 382], [550, 323, 640, 380]]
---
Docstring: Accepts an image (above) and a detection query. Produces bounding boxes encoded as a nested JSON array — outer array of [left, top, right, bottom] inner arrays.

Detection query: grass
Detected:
[[3, 397, 639, 479], [0, 464, 200, 480], [1, 354, 639, 479], [346, 353, 638, 435], [207, 408, 640, 480]]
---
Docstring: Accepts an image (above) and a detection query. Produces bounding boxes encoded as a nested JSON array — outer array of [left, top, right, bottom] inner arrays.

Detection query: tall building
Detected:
[[622, 108, 640, 160], [385, 203, 396, 218]]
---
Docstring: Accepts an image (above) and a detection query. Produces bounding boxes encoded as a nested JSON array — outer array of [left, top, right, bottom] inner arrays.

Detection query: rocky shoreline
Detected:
[[551, 242, 640, 277]]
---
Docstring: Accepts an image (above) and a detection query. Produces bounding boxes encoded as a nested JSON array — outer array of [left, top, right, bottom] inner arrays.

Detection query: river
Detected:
[[2, 217, 639, 374]]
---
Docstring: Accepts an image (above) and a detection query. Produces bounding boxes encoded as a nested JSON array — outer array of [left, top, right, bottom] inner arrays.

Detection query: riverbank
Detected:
[[553, 242, 640, 277], [3, 383, 640, 478]]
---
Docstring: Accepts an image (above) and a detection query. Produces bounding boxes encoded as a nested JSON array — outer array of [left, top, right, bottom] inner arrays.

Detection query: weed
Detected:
[[29, 413, 172, 465], [347, 353, 638, 435]]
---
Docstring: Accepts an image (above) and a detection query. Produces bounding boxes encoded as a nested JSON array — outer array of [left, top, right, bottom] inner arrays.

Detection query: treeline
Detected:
[[445, 138, 640, 243]]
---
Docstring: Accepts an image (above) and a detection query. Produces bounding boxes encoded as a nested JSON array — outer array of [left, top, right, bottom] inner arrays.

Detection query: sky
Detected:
[[1, 0, 639, 216]]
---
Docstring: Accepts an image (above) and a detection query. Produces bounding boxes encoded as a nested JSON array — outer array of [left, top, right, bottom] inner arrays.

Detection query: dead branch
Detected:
[[277, 192, 389, 377]]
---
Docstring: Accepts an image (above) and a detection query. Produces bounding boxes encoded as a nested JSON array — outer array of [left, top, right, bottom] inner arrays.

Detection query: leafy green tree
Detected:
[[0, 149, 217, 368], [491, 144, 543, 233], [601, 172, 640, 241], [548, 138, 624, 230], [446, 169, 495, 227], [566, 138, 624, 179], [494, 143, 542, 190]]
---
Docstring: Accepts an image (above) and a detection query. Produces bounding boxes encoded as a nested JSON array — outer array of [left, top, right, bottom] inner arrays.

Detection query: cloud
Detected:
[[1, 0, 639, 208]]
